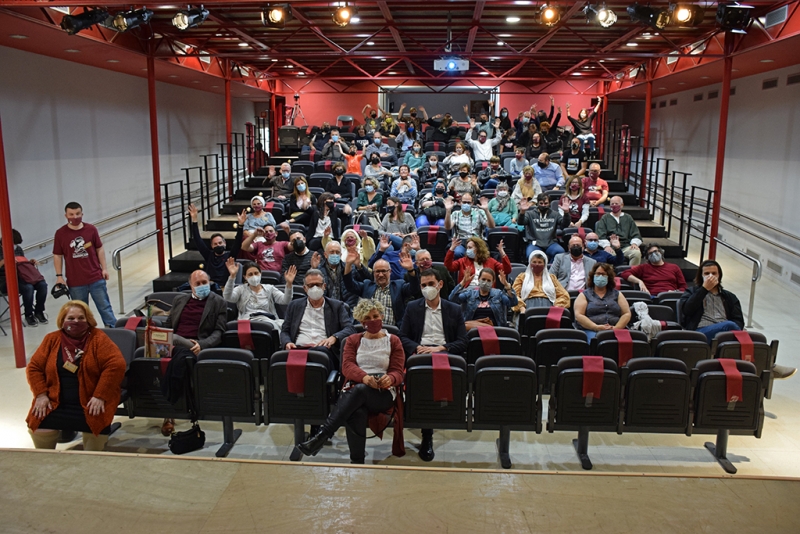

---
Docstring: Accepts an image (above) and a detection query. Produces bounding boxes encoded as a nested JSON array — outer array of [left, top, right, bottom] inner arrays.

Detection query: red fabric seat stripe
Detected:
[[582, 356, 605, 400], [477, 326, 500, 355], [237, 319, 255, 351], [546, 307, 565, 329], [732, 331, 755, 363], [124, 316, 140, 331], [613, 329, 633, 367], [431, 352, 454, 402], [719, 359, 743, 403], [286, 350, 309, 394]]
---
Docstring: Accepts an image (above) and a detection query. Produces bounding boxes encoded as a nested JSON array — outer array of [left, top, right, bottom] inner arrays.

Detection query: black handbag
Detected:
[[168, 422, 205, 455]]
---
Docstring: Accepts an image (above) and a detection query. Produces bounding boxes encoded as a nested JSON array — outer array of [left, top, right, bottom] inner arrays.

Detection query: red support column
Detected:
[[225, 70, 233, 200], [708, 32, 735, 260], [0, 117, 27, 368], [270, 92, 277, 157], [600, 84, 609, 161], [147, 55, 166, 277], [640, 79, 653, 207]]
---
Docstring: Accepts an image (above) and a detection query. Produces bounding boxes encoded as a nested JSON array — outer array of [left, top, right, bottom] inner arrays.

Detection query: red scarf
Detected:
[[60, 328, 91, 364]]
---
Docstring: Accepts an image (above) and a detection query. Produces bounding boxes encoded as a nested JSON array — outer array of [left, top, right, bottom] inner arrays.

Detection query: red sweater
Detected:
[[444, 249, 512, 285], [622, 262, 686, 296]]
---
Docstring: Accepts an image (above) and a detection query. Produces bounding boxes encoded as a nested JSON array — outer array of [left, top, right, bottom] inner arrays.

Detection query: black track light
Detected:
[[262, 4, 292, 28], [173, 5, 209, 31], [60, 9, 110, 35], [112, 8, 153, 32], [627, 3, 671, 30], [716, 3, 753, 34]]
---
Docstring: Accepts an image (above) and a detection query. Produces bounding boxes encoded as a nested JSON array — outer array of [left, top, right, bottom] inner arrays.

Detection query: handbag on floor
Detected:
[[168, 422, 205, 455]]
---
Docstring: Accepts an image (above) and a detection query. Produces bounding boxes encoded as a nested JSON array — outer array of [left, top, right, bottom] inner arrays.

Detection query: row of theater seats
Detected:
[[104, 312, 776, 471]]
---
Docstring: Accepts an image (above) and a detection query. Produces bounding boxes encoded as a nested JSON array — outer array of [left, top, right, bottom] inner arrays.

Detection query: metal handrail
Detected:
[[713, 237, 761, 328], [112, 229, 161, 314]]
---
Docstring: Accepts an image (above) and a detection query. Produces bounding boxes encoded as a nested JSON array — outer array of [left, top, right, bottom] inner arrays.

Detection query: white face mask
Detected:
[[306, 286, 324, 300], [247, 275, 261, 287], [421, 285, 439, 301]]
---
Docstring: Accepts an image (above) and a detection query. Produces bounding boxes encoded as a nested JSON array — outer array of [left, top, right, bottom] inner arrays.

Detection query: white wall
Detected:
[[0, 45, 254, 278], [643, 64, 800, 292]]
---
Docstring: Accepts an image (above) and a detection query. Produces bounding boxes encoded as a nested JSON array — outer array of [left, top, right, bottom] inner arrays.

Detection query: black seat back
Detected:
[[712, 332, 773, 376], [266, 350, 334, 425], [127, 348, 191, 419], [466, 336, 522, 366], [622, 358, 690, 431], [404, 354, 468, 429], [486, 227, 522, 263], [193, 348, 257, 421], [473, 356, 539, 429], [694, 359, 764, 432], [416, 226, 450, 262], [550, 356, 619, 429]]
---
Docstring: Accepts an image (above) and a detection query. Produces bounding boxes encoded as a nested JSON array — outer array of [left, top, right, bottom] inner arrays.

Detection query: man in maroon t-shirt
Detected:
[[622, 243, 687, 297], [53, 202, 117, 327], [240, 224, 290, 273]]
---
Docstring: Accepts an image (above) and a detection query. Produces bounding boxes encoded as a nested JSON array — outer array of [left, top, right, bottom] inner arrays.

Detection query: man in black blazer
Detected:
[[160, 270, 228, 435], [279, 268, 355, 369], [398, 268, 468, 462]]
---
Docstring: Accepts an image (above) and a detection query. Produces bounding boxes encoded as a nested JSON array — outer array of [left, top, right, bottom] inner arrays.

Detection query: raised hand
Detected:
[[463, 104, 470, 114], [418, 106, 426, 112], [310, 251, 321, 269], [494, 117, 501, 128], [279, 221, 291, 235], [379, 234, 391, 252], [284, 265, 297, 286], [268, 165, 275, 176], [498, 269, 509, 288], [400, 102, 407, 108], [443, 197, 455, 211], [566, 102, 571, 109], [487, 100, 494, 108], [226, 257, 239, 277], [549, 95, 555, 103], [496, 238, 505, 256], [410, 233, 420, 250], [479, 197, 489, 209], [324, 225, 332, 237], [188, 203, 198, 223], [462, 265, 474, 287], [237, 209, 247, 227], [469, 118, 476, 128], [610, 235, 621, 249], [450, 237, 462, 252], [358, 229, 369, 241], [519, 199, 531, 211], [399, 251, 414, 271], [560, 196, 571, 210]]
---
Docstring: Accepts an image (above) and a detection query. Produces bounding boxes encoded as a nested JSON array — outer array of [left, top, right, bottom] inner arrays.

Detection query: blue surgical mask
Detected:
[[593, 275, 608, 288], [281, 171, 291, 179], [365, 185, 374, 193], [374, 138, 381, 145], [194, 284, 211, 299], [586, 241, 599, 251], [522, 117, 530, 124], [461, 203, 472, 213], [327, 253, 341, 266], [297, 183, 306, 192], [331, 135, 339, 142], [466, 248, 476, 259]]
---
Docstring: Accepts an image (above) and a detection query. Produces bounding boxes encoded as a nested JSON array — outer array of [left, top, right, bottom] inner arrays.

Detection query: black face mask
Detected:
[[569, 246, 583, 257], [212, 245, 225, 255], [459, 171, 468, 178], [370, 113, 377, 119], [435, 187, 445, 194], [538, 204, 550, 213], [371, 158, 380, 164], [572, 144, 581, 150], [325, 201, 335, 210], [538, 161, 548, 168], [334, 168, 345, 176], [410, 112, 417, 118], [383, 205, 395, 215], [292, 238, 305, 252]]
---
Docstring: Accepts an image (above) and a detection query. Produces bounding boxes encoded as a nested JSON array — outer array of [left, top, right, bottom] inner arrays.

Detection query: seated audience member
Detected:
[[512, 250, 570, 313], [526, 133, 547, 161], [519, 193, 569, 261], [560, 138, 588, 177], [355, 176, 384, 227], [444, 193, 496, 259], [326, 162, 354, 201], [370, 234, 417, 281], [533, 152, 565, 191], [366, 132, 398, 166], [679, 259, 744, 343], [416, 179, 448, 227], [449, 267, 517, 329], [281, 231, 314, 285], [574, 263, 631, 342], [540, 119, 563, 156], [402, 141, 425, 173], [399, 103, 426, 133], [582, 163, 609, 206], [306, 193, 352, 252], [344, 255, 419, 328], [188, 203, 243, 287], [622, 243, 686, 297], [364, 153, 394, 188], [399, 268, 468, 462], [584, 232, 624, 266], [353, 125, 371, 150], [487, 182, 519, 228], [266, 163, 295, 200], [224, 259, 295, 327], [337, 228, 376, 270], [243, 196, 277, 235], [418, 154, 448, 186], [0, 229, 47, 326], [595, 196, 643, 265], [161, 270, 228, 435], [444, 236, 511, 288], [308, 124, 331, 151], [558, 175, 590, 227], [442, 142, 473, 173], [26, 300, 125, 452], [550, 235, 597, 291], [509, 147, 529, 179], [426, 112, 460, 143], [499, 127, 517, 153], [380, 197, 417, 250], [448, 164, 479, 201], [379, 116, 400, 139], [286, 177, 315, 227], [279, 268, 356, 369], [465, 118, 502, 163], [478, 156, 511, 189], [320, 128, 348, 161], [390, 165, 418, 205], [397, 128, 422, 156], [408, 249, 455, 301], [311, 240, 361, 308], [362, 105, 383, 134], [512, 165, 543, 203], [296, 298, 405, 464], [240, 224, 289, 273]]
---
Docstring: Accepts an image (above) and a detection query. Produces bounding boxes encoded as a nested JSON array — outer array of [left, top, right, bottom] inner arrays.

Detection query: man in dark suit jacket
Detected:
[[160, 270, 228, 435], [398, 269, 468, 463], [279, 268, 355, 369], [343, 255, 419, 328]]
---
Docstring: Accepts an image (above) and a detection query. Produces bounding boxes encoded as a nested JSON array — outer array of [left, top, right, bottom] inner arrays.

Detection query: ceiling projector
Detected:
[[434, 58, 469, 72]]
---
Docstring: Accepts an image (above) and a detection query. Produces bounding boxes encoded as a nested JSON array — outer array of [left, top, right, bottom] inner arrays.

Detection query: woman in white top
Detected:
[[442, 141, 473, 173], [223, 259, 296, 328], [243, 195, 277, 237], [296, 298, 404, 464]]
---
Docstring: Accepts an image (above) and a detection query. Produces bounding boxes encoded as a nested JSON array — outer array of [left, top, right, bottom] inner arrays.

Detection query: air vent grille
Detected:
[[669, 99, 677, 106], [791, 272, 800, 286], [763, 78, 779, 90], [765, 5, 788, 28], [659, 101, 666, 108], [788, 73, 800, 86], [767, 260, 783, 275], [745, 249, 761, 261], [708, 90, 719, 99], [693, 93, 703, 101]]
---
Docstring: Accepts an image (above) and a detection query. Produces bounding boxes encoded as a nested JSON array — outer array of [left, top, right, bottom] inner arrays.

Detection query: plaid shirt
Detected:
[[373, 285, 395, 326]]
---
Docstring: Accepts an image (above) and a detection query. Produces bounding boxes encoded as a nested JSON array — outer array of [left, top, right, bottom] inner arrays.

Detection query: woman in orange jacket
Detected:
[[444, 236, 512, 288]]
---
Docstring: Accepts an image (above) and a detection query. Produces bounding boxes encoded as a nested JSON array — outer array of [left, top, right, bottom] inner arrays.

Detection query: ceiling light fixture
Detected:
[[172, 5, 209, 31], [671, 4, 704, 26], [60, 9, 109, 35], [585, 4, 617, 27], [506, 16, 521, 23], [716, 3, 754, 34], [627, 3, 670, 30], [332, 3, 357, 27], [112, 8, 153, 32], [539, 4, 561, 26], [64, 49, 80, 53], [262, 4, 292, 28], [238, 42, 249, 47], [9, 34, 28, 39]]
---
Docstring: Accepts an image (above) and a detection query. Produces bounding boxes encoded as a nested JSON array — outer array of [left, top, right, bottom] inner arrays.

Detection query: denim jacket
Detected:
[[449, 285, 518, 327]]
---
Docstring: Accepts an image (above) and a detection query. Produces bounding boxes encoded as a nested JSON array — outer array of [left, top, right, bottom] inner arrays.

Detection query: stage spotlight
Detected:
[[112, 8, 153, 32], [332, 4, 357, 27], [539, 4, 561, 26], [716, 3, 753, 34], [60, 9, 109, 35], [262, 4, 292, 28], [586, 5, 617, 27], [672, 4, 703, 26], [172, 5, 209, 31], [627, 3, 671, 30]]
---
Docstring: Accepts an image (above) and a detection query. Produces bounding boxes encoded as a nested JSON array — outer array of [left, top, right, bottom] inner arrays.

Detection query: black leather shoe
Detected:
[[418, 435, 435, 462], [297, 431, 328, 457]]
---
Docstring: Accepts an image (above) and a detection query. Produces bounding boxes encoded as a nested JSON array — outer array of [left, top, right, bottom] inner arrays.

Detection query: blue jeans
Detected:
[[482, 179, 499, 189], [386, 234, 404, 250], [453, 244, 466, 260], [697, 320, 740, 345], [19, 280, 47, 317], [70, 279, 117, 327], [577, 133, 595, 152], [415, 215, 445, 228], [583, 329, 596, 343], [525, 242, 565, 263]]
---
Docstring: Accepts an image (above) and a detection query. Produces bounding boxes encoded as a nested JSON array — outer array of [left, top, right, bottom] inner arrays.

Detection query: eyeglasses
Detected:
[[373, 269, 391, 274], [305, 282, 324, 288]]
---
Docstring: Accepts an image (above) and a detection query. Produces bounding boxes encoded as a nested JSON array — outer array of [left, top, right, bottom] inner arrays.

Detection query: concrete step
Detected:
[[222, 200, 253, 214], [168, 250, 204, 272], [206, 215, 240, 232], [636, 220, 667, 239], [670, 258, 699, 285], [621, 206, 652, 221], [606, 179, 626, 193], [152, 271, 190, 292], [234, 187, 272, 201]]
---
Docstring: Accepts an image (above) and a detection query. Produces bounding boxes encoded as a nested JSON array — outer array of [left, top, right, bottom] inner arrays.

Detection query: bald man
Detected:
[[594, 196, 643, 265], [160, 269, 228, 435], [550, 235, 597, 291], [343, 255, 419, 328]]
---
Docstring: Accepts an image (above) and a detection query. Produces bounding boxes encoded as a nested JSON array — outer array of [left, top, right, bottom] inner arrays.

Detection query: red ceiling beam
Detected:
[[377, 1, 415, 75], [465, 1, 485, 54], [522, 1, 586, 54]]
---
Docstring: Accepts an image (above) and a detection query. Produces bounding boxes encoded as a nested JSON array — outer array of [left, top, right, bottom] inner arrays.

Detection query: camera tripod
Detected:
[[287, 94, 307, 126]]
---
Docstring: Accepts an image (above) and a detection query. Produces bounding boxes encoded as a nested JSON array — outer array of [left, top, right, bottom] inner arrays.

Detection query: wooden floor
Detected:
[[2, 449, 799, 533]]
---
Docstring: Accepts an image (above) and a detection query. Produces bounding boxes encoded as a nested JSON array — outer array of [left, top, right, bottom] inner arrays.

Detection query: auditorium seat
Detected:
[[404, 353, 468, 431], [260, 271, 282, 285], [308, 174, 332, 189], [343, 223, 378, 243], [416, 226, 450, 262], [101, 327, 137, 420], [591, 329, 651, 365], [620, 290, 652, 305], [487, 226, 522, 263], [531, 329, 590, 391], [650, 330, 710, 368], [620, 358, 690, 433], [519, 307, 574, 354], [465, 327, 522, 366], [292, 161, 314, 177], [528, 328, 587, 361], [223, 319, 278, 364], [127, 347, 192, 420], [711, 331, 777, 397], [273, 286, 306, 319]]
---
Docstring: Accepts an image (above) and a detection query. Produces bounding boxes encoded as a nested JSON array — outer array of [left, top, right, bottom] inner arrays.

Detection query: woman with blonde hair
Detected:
[[512, 165, 543, 203], [26, 300, 126, 451], [287, 176, 315, 227]]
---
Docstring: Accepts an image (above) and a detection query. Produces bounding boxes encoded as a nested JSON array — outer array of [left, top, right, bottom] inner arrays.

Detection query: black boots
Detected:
[[297, 428, 330, 457], [418, 431, 435, 462]]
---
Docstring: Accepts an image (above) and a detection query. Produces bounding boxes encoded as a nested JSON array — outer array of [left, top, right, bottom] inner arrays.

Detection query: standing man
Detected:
[[53, 202, 117, 328]]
